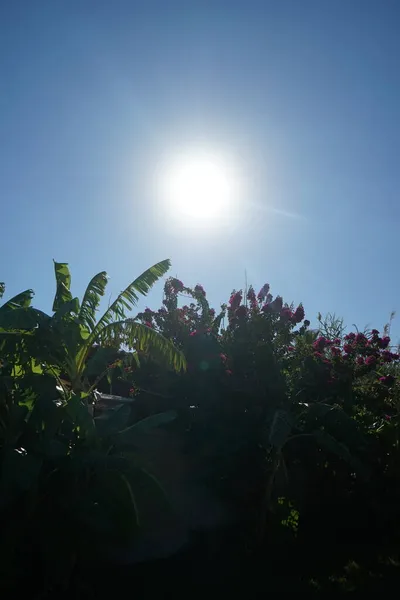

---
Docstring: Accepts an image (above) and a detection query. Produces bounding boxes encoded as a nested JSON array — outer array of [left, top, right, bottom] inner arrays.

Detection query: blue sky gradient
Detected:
[[1, 0, 399, 337]]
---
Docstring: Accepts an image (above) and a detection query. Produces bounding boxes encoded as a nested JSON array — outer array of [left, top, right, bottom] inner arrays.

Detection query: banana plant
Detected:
[[1, 261, 185, 395]]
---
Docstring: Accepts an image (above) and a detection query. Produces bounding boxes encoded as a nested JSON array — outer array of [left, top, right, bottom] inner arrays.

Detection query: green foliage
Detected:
[[0, 261, 186, 595], [2, 267, 400, 594]]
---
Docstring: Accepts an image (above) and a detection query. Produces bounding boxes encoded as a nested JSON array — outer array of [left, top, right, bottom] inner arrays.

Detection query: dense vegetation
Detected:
[[1, 260, 400, 596]]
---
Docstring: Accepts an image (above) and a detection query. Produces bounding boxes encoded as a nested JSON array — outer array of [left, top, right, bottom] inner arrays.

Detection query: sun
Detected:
[[162, 151, 234, 220]]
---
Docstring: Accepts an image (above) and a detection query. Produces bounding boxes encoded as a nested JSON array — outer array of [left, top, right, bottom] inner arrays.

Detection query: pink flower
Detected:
[[384, 414, 392, 421], [220, 353, 227, 362], [343, 343, 354, 354], [280, 307, 293, 321], [292, 305, 305, 324], [333, 338, 341, 345], [236, 305, 247, 319], [247, 287, 258, 311], [171, 278, 184, 292], [313, 337, 328, 351], [382, 350, 393, 363], [365, 355, 377, 366], [190, 330, 197, 337], [355, 333, 367, 345], [379, 375, 395, 386], [269, 296, 283, 312], [129, 387, 135, 395], [357, 356, 364, 365], [194, 284, 206, 297], [209, 308, 216, 317], [144, 321, 153, 328], [314, 351, 323, 359], [371, 329, 379, 336], [344, 332, 356, 341], [229, 291, 242, 311], [257, 283, 270, 301], [226, 369, 233, 376], [287, 346, 295, 352], [380, 336, 391, 349], [331, 346, 341, 356]]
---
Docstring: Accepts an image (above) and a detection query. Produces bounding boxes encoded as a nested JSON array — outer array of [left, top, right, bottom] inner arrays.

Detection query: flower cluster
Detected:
[[310, 328, 399, 388], [247, 286, 258, 311], [194, 284, 206, 297], [257, 283, 270, 301]]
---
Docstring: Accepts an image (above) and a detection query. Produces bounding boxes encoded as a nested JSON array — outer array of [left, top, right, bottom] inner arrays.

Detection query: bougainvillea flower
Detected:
[[382, 350, 393, 363], [355, 333, 367, 344], [313, 337, 328, 351], [292, 305, 305, 324], [269, 296, 283, 313], [343, 344, 354, 354], [236, 305, 247, 318], [344, 332, 356, 341], [257, 283, 270, 300], [229, 291, 242, 310], [194, 284, 206, 297], [379, 375, 395, 386], [280, 307, 293, 321], [379, 336, 391, 349], [365, 355, 377, 366]]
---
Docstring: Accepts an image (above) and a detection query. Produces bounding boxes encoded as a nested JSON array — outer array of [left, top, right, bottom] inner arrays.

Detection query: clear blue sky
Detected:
[[1, 0, 399, 337]]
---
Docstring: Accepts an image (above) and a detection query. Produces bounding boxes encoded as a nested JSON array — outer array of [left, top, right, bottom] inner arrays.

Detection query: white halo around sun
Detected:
[[160, 150, 237, 222]]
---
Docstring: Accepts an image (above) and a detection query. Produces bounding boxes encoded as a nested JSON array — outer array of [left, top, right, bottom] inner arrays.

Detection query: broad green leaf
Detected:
[[52, 261, 73, 312], [65, 394, 95, 437], [53, 297, 80, 321], [84, 346, 119, 377], [0, 289, 34, 310], [0, 307, 49, 330], [99, 319, 186, 373], [89, 260, 171, 343], [79, 271, 108, 332], [114, 410, 177, 445], [94, 403, 131, 437]]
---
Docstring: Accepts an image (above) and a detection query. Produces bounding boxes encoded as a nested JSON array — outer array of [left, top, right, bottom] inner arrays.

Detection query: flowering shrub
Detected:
[[108, 276, 400, 590]]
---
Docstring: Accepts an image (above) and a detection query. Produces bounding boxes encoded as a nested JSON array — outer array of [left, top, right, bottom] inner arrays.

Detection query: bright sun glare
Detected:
[[162, 151, 235, 221]]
